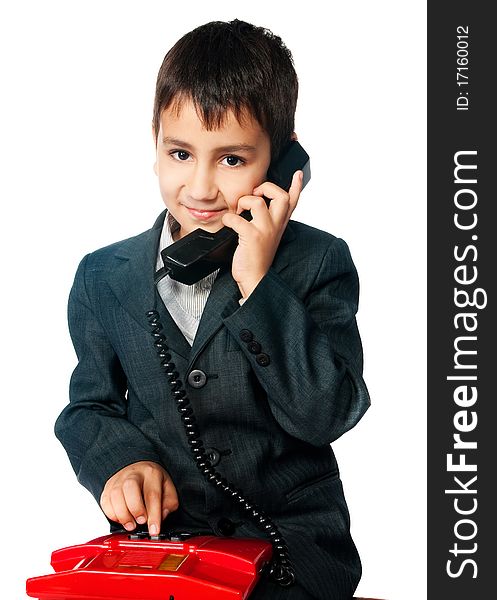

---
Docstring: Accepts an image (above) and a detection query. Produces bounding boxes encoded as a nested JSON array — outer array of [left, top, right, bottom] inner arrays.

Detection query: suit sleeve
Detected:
[[222, 237, 370, 446], [54, 254, 162, 503]]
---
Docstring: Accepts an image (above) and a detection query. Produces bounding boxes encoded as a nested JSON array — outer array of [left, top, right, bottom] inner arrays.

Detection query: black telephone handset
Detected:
[[155, 140, 311, 285]]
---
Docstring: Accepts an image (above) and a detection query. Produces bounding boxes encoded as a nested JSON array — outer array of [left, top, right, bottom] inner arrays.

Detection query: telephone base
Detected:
[[26, 532, 273, 600]]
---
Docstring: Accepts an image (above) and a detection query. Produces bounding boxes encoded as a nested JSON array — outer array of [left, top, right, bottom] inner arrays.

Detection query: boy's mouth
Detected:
[[185, 206, 226, 220]]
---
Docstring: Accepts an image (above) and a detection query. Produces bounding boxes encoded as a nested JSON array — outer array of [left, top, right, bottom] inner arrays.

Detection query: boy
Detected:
[[55, 19, 370, 599]]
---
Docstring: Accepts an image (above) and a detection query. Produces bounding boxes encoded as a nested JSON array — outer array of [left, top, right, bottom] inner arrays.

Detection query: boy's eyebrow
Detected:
[[162, 136, 257, 153]]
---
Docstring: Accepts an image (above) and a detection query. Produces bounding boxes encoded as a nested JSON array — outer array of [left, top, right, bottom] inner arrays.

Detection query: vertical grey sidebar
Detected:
[[428, 3, 495, 598]]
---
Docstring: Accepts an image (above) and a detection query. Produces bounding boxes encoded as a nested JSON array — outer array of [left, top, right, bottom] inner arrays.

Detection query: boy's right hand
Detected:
[[100, 461, 179, 535]]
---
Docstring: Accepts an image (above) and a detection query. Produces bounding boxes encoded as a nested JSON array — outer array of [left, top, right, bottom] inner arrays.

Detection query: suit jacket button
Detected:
[[247, 340, 262, 354], [256, 353, 270, 367], [205, 447, 221, 466], [187, 369, 207, 388], [239, 329, 253, 343], [217, 517, 236, 536]]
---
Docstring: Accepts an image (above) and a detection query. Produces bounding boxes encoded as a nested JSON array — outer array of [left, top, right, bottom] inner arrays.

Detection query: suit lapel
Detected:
[[187, 266, 241, 369], [107, 210, 192, 360]]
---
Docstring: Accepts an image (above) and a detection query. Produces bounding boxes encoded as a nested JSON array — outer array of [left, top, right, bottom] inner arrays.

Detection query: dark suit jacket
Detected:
[[55, 210, 370, 599]]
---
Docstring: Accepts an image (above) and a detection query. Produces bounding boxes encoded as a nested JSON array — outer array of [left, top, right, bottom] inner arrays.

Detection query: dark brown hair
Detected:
[[152, 19, 298, 162]]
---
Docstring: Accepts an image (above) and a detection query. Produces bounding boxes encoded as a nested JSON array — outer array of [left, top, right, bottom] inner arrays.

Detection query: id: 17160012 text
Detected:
[[456, 25, 469, 111]]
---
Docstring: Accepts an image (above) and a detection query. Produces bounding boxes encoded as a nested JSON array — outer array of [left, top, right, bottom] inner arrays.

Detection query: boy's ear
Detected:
[[290, 131, 298, 141]]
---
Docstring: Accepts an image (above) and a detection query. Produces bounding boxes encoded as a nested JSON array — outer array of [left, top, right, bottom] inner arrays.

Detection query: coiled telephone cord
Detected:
[[146, 309, 295, 587]]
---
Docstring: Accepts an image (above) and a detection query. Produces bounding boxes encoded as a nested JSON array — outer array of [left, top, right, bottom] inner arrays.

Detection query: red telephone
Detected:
[[26, 532, 273, 599]]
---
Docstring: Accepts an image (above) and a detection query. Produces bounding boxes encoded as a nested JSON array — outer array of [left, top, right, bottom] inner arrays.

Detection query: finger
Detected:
[[265, 170, 302, 218], [109, 487, 137, 531], [236, 195, 272, 219], [142, 470, 164, 535], [100, 491, 118, 523], [259, 169, 302, 203], [221, 205, 263, 236], [269, 170, 302, 224], [287, 170, 304, 208], [162, 474, 180, 519], [122, 478, 148, 525], [251, 180, 289, 201], [252, 172, 302, 221]]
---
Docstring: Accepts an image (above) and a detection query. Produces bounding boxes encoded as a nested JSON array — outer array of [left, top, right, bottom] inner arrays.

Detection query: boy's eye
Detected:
[[171, 150, 190, 161], [222, 155, 244, 167]]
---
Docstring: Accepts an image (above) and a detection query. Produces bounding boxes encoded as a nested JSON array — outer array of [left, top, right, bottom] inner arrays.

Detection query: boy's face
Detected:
[[153, 99, 271, 240]]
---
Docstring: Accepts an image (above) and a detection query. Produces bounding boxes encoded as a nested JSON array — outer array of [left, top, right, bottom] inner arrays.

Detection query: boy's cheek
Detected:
[[225, 197, 240, 213]]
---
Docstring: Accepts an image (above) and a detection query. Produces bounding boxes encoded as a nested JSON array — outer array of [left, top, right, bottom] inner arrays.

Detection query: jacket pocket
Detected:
[[285, 468, 339, 504]]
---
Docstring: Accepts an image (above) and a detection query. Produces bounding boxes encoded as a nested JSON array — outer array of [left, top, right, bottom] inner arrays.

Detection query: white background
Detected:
[[1, 1, 426, 598]]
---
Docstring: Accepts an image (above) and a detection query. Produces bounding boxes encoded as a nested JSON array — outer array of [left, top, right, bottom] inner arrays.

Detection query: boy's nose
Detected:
[[187, 164, 218, 203]]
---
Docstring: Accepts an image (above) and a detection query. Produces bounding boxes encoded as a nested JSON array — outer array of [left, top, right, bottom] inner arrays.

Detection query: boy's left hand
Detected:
[[221, 169, 303, 300]]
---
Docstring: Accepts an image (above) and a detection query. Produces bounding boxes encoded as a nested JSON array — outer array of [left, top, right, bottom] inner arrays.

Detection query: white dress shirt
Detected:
[[155, 211, 219, 346]]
